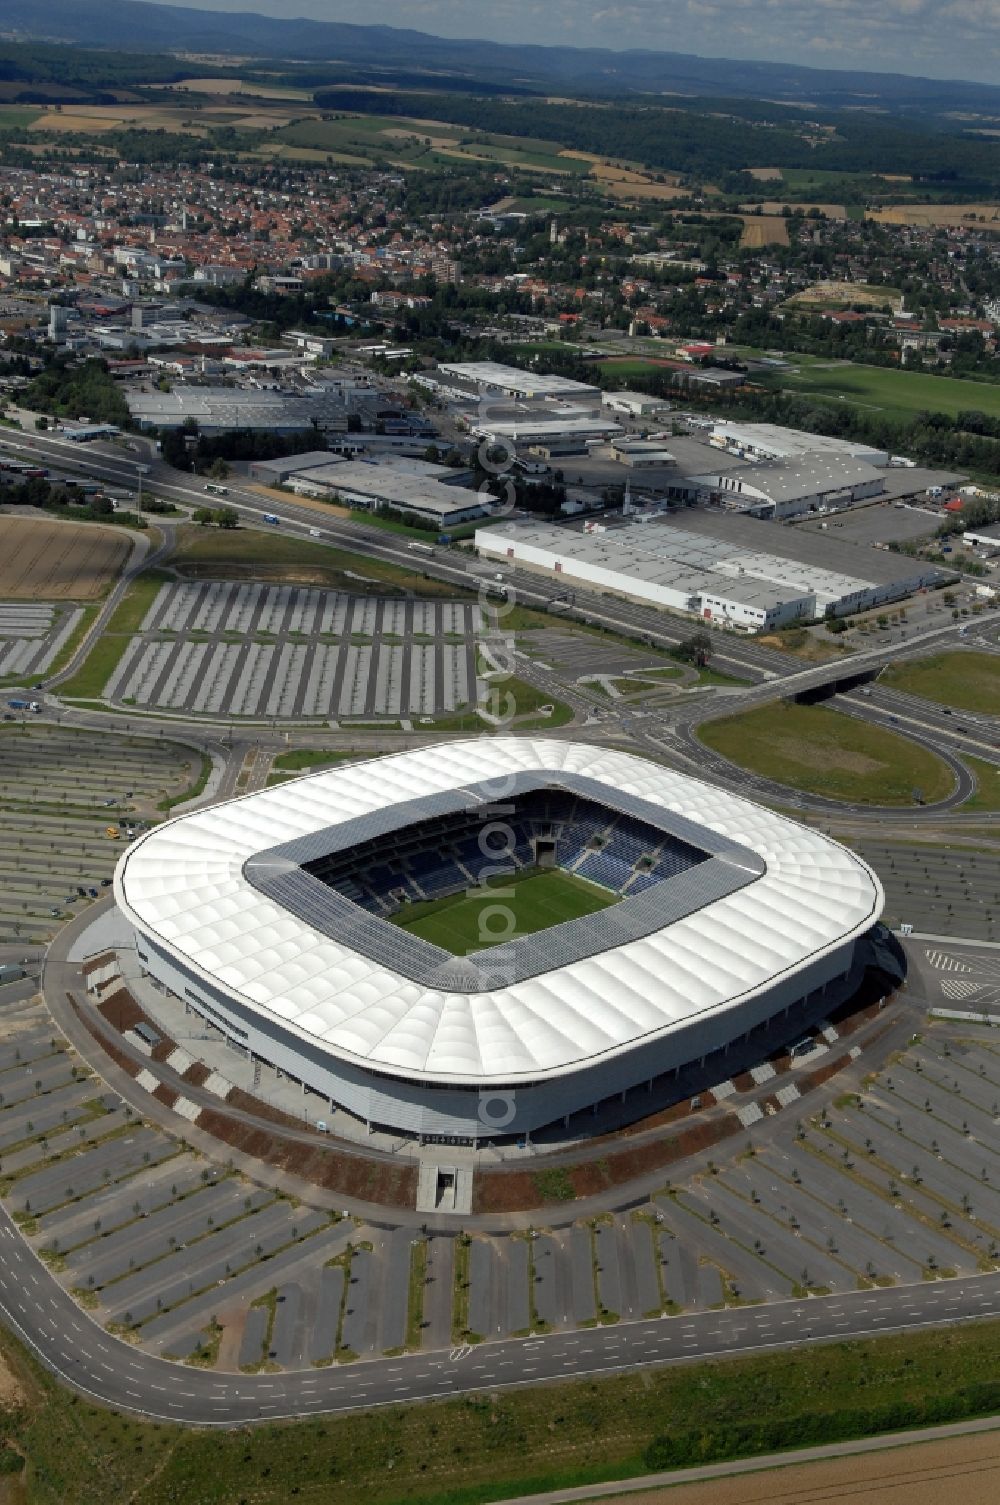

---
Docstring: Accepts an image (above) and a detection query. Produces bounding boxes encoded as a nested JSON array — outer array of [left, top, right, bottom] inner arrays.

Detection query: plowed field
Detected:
[[0, 516, 128, 599]]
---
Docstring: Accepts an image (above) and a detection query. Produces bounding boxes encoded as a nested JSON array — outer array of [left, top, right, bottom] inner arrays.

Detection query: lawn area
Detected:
[[391, 867, 618, 954], [960, 755, 1000, 811], [53, 569, 179, 700], [102, 568, 174, 636], [698, 701, 954, 805], [755, 356, 1000, 422], [55, 631, 132, 700], [170, 525, 474, 598], [432, 676, 574, 731], [880, 651, 1000, 715], [272, 749, 358, 773], [597, 357, 681, 377], [267, 749, 373, 785], [3, 1315, 1000, 1505]]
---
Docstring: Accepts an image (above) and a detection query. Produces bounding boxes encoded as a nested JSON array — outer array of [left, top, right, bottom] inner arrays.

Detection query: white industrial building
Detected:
[[710, 421, 889, 468], [291, 459, 488, 528], [115, 740, 882, 1142], [431, 361, 602, 403], [477, 513, 950, 627], [691, 453, 886, 520], [603, 390, 671, 418], [125, 387, 347, 434], [467, 408, 623, 446]]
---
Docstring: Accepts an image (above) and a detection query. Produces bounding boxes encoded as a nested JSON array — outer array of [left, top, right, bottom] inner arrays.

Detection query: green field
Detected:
[[391, 866, 618, 954], [170, 525, 473, 598], [961, 755, 1000, 811], [698, 701, 955, 806], [272, 114, 591, 177], [756, 355, 1000, 422], [880, 650, 1000, 715]]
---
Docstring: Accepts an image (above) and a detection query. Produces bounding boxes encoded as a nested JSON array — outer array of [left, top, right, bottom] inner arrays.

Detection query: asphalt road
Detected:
[[0, 1203, 996, 1426]]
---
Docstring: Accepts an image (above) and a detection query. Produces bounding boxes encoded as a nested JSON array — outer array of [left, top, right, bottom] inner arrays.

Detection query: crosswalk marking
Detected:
[[925, 950, 973, 973]]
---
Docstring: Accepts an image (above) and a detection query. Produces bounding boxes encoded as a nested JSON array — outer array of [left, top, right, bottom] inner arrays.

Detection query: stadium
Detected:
[[114, 739, 884, 1143]]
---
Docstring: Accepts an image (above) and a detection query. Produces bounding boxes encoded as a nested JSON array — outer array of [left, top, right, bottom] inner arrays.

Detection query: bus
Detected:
[[204, 482, 229, 496]]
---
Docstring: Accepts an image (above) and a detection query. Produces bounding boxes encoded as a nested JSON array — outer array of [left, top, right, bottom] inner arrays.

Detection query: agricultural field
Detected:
[[0, 105, 42, 127], [698, 701, 954, 806], [754, 354, 1000, 422], [740, 199, 847, 219], [150, 76, 314, 101], [271, 113, 592, 177], [869, 202, 1000, 228], [0, 516, 129, 600], [392, 867, 619, 954], [29, 105, 216, 136], [880, 650, 1000, 715], [739, 215, 790, 248]]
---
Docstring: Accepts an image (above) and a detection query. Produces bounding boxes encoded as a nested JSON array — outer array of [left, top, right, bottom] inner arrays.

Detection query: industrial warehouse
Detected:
[[114, 741, 883, 1143], [476, 511, 952, 629]]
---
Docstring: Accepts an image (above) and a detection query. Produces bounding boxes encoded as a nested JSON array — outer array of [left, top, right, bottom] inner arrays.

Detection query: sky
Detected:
[[132, 0, 1000, 85]]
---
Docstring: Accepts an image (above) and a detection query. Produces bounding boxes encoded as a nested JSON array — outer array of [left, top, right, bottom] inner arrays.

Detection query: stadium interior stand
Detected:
[[304, 791, 708, 916]]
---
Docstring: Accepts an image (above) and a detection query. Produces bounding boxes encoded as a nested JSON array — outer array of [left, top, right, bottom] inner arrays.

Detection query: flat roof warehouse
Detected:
[[289, 460, 490, 524], [476, 513, 951, 627]]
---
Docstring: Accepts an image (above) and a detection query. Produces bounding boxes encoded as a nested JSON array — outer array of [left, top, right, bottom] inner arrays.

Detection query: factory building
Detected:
[[476, 511, 951, 630]]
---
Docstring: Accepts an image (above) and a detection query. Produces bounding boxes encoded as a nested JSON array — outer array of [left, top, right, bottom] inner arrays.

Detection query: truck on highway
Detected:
[[0, 964, 25, 986], [6, 699, 40, 712], [262, 513, 280, 525]]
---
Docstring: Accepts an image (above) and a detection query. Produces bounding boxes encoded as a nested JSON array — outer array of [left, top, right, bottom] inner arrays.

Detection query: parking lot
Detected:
[[102, 581, 484, 719], [0, 726, 201, 944], [519, 629, 676, 682], [0, 602, 83, 682], [10, 958, 997, 1372], [850, 840, 1000, 941]]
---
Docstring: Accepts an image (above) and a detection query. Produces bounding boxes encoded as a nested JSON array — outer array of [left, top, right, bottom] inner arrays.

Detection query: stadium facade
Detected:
[[114, 740, 884, 1142]]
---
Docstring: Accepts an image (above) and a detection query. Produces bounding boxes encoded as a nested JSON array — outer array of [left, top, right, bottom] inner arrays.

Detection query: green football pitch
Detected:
[[389, 867, 619, 955]]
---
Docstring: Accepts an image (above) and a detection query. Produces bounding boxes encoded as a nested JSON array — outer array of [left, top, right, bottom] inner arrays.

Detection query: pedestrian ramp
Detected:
[[416, 1162, 474, 1215]]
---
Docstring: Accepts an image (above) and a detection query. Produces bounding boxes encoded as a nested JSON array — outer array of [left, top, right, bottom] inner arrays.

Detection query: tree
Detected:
[[214, 506, 239, 529], [676, 630, 711, 667], [192, 506, 214, 525], [207, 457, 230, 481]]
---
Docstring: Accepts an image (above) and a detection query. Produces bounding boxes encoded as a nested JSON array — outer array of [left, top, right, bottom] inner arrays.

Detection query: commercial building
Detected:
[[476, 512, 950, 627], [691, 453, 886, 520], [290, 459, 488, 528], [125, 387, 348, 434], [248, 451, 339, 486], [610, 439, 677, 469], [477, 518, 815, 630], [431, 361, 602, 403], [710, 422, 888, 468], [468, 410, 623, 446], [115, 740, 883, 1142], [602, 390, 670, 418]]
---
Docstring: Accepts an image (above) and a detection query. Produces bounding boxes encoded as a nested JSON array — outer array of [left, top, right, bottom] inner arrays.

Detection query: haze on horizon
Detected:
[[127, 0, 1000, 87]]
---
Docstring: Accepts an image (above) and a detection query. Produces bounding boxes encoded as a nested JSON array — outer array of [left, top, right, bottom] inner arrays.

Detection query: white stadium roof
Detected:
[[114, 740, 882, 1088]]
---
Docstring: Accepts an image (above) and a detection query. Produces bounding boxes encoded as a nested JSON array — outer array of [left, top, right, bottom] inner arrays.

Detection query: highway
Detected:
[[0, 1202, 996, 1426], [0, 424, 792, 680]]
